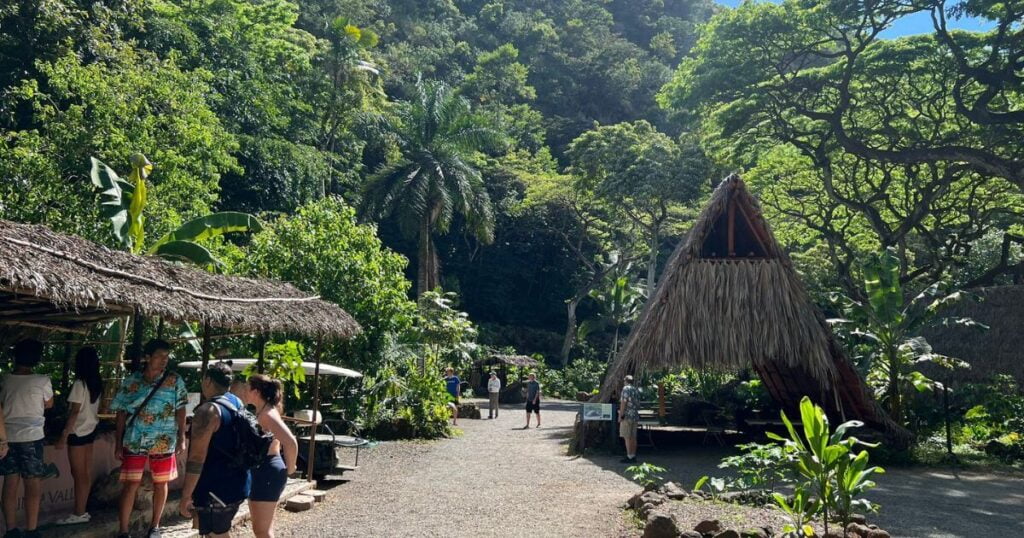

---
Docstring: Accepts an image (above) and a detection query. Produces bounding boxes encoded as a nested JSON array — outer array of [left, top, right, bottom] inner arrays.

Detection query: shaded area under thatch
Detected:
[[469, 354, 540, 400], [595, 174, 910, 448], [0, 219, 360, 339], [922, 285, 1024, 385], [475, 354, 540, 368]]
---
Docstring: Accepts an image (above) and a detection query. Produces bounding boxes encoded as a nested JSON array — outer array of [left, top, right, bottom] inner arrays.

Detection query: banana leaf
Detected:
[[148, 212, 262, 253], [152, 240, 220, 268]]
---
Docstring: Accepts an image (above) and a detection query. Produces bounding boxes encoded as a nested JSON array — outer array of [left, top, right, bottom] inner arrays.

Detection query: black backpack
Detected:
[[210, 396, 274, 471]]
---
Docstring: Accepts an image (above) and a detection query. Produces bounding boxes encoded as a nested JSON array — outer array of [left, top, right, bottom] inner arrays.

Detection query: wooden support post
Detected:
[[59, 343, 73, 398], [156, 318, 165, 340], [727, 198, 736, 257], [200, 321, 212, 376], [256, 335, 268, 373], [657, 382, 666, 422], [306, 339, 324, 482], [128, 310, 145, 373]]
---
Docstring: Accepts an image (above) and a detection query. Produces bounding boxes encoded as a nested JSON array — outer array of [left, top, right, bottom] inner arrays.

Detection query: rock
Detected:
[[719, 491, 746, 504], [576, 391, 592, 402], [846, 522, 871, 537], [694, 519, 723, 535], [680, 533, 703, 538], [640, 502, 656, 517], [642, 511, 679, 538], [306, 489, 327, 502], [640, 491, 667, 506], [663, 481, 687, 500], [628, 492, 645, 510], [850, 514, 868, 525], [713, 531, 740, 538], [285, 494, 315, 512], [866, 530, 891, 538], [740, 528, 770, 538], [823, 533, 843, 538], [456, 403, 481, 419]]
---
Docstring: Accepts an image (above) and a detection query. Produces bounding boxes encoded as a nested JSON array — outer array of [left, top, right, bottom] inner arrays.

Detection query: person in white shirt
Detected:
[[0, 339, 55, 538], [54, 347, 104, 526], [487, 372, 501, 419]]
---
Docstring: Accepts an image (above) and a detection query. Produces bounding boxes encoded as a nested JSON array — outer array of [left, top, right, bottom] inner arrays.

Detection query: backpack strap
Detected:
[[123, 370, 171, 442]]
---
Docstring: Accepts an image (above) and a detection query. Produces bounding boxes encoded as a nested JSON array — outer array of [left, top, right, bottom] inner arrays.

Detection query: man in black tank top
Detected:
[[178, 362, 251, 537]]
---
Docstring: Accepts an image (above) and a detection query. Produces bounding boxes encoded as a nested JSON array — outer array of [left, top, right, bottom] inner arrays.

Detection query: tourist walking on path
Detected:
[[112, 339, 188, 538], [54, 347, 104, 526], [487, 372, 501, 419], [444, 368, 460, 426], [179, 362, 252, 538], [1, 339, 54, 538], [244, 374, 298, 538], [524, 373, 541, 428], [618, 375, 640, 463]]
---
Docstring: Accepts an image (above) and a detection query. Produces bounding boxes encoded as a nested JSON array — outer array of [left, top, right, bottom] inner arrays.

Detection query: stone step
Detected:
[[285, 494, 316, 512], [306, 489, 327, 502]]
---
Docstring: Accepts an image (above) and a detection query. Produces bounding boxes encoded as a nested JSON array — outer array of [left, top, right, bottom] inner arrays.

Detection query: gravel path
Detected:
[[267, 401, 1024, 538], [272, 400, 638, 537]]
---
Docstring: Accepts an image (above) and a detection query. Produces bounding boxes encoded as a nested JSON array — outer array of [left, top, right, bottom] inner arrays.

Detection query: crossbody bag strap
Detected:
[[124, 370, 171, 434]]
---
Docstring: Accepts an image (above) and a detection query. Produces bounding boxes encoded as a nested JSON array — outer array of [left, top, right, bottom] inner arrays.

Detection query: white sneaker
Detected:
[[148, 527, 163, 538], [54, 512, 91, 525]]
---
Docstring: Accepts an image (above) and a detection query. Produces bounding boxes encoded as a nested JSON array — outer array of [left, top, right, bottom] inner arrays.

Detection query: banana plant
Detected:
[[90, 154, 262, 268], [773, 486, 819, 537], [578, 266, 645, 360], [831, 249, 981, 424]]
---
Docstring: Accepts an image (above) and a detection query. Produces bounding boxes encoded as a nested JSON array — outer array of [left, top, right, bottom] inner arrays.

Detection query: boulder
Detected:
[[642, 511, 679, 538], [640, 502, 656, 517], [850, 514, 868, 525], [680, 533, 703, 538], [845, 523, 871, 537], [740, 528, 770, 538], [694, 519, 723, 535], [640, 491, 667, 506], [713, 531, 740, 538], [663, 481, 687, 500], [628, 492, 645, 510], [866, 530, 891, 538], [456, 403, 481, 419]]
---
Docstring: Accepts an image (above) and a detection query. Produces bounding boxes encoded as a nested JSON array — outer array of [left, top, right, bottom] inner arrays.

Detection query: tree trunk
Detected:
[[887, 345, 902, 423], [646, 230, 659, 297], [416, 216, 440, 298], [560, 297, 580, 367]]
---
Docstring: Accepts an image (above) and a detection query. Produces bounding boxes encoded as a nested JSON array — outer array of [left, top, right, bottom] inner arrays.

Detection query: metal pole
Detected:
[[306, 339, 324, 481]]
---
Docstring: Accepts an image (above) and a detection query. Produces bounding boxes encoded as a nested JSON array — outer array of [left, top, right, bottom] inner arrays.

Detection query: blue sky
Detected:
[[715, 1, 993, 38]]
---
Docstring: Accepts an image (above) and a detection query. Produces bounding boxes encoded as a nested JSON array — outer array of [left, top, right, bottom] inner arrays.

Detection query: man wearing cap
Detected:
[[618, 375, 640, 463], [487, 372, 501, 419]]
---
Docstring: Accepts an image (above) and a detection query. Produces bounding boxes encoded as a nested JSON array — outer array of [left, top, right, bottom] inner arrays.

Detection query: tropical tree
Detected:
[[91, 154, 261, 268], [579, 263, 646, 361], [833, 251, 978, 424], [361, 77, 505, 297]]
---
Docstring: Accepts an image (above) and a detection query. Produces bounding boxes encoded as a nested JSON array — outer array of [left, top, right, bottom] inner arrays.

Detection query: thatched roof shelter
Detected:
[[0, 219, 360, 339], [923, 285, 1024, 385], [599, 175, 910, 447]]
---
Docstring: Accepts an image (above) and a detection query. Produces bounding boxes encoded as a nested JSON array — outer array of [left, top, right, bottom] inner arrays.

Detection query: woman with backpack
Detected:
[[54, 347, 104, 526], [244, 374, 297, 538]]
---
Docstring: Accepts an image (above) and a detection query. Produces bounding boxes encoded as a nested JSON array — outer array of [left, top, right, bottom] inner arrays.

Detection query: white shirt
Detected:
[[68, 379, 100, 437], [1, 373, 53, 442], [488, 377, 501, 393]]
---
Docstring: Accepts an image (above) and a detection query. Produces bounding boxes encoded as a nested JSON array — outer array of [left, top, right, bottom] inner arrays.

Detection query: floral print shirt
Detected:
[[111, 370, 187, 454], [620, 384, 641, 422]]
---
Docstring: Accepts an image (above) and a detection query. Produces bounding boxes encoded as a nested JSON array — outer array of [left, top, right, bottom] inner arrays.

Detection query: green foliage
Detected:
[[718, 442, 792, 493], [626, 462, 667, 489], [538, 359, 605, 399], [412, 290, 479, 372], [959, 375, 1024, 461], [767, 397, 885, 534], [242, 341, 308, 399], [693, 474, 727, 501], [773, 487, 819, 538], [359, 339, 452, 440], [239, 198, 416, 371], [833, 250, 979, 424]]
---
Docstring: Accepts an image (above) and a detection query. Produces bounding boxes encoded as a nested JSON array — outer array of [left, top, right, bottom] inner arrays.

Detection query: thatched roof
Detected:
[[599, 175, 910, 447], [923, 285, 1024, 385], [0, 220, 360, 339], [475, 354, 540, 368]]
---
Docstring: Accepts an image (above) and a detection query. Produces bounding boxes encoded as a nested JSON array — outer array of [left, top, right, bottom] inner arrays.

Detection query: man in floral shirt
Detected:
[[618, 375, 640, 464], [111, 339, 187, 538]]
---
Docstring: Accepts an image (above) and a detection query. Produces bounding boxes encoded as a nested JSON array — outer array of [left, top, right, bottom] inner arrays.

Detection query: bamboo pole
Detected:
[[306, 339, 324, 481]]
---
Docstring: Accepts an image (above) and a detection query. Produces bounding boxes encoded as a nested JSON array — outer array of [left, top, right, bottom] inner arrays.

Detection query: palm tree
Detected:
[[362, 77, 503, 297]]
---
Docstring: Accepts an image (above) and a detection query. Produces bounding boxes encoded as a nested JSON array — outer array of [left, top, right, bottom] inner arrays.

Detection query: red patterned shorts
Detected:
[[120, 451, 177, 483]]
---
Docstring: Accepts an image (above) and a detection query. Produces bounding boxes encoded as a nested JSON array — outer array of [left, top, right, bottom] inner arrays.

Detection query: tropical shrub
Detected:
[[627, 462, 667, 490], [541, 359, 605, 399], [717, 442, 792, 493], [359, 339, 453, 440]]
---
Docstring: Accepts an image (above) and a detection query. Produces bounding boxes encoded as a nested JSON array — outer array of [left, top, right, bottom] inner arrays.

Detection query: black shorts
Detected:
[[194, 500, 243, 535], [68, 431, 97, 447], [525, 400, 541, 413]]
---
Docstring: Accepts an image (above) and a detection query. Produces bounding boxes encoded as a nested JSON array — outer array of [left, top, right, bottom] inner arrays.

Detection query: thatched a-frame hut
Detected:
[[923, 285, 1024, 385], [0, 219, 359, 339], [598, 175, 911, 447]]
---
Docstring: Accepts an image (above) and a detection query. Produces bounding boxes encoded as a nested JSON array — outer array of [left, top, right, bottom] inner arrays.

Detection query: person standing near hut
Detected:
[[54, 347, 104, 526], [243, 374, 297, 538], [524, 373, 541, 428], [0, 339, 54, 538], [444, 368, 460, 426], [618, 375, 640, 463], [487, 371, 501, 419], [111, 339, 188, 538]]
